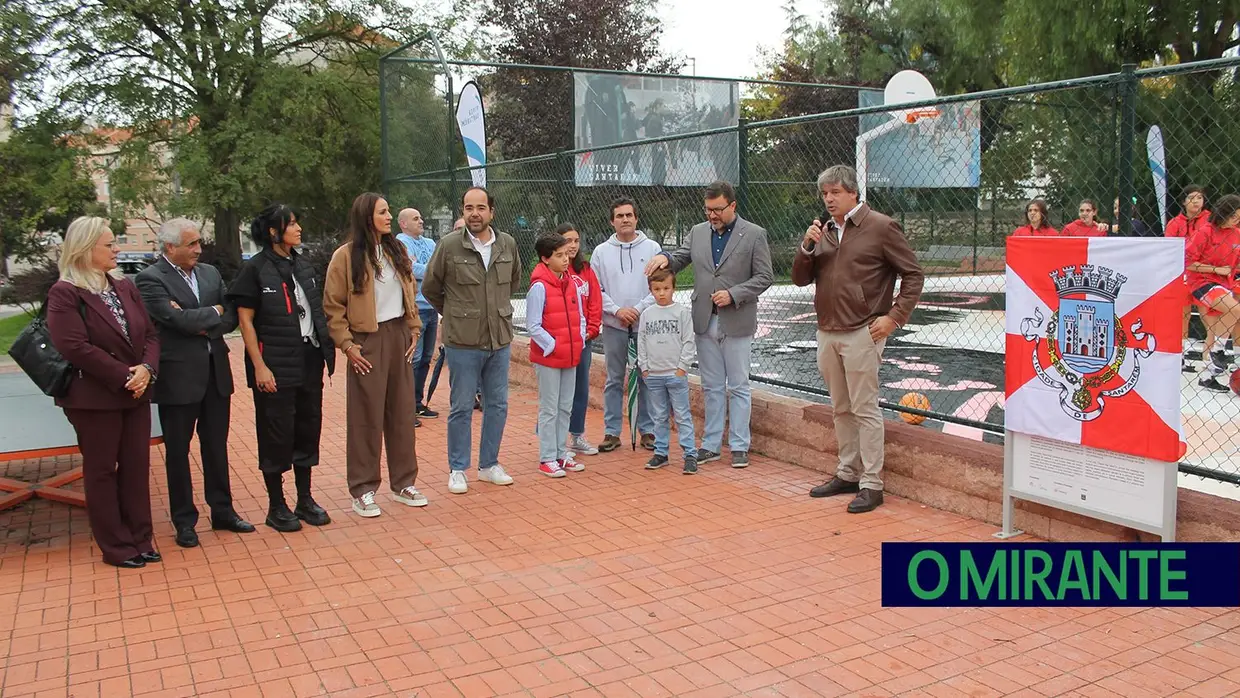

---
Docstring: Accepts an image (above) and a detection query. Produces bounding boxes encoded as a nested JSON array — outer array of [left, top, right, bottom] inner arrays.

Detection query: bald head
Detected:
[[398, 208, 424, 237]]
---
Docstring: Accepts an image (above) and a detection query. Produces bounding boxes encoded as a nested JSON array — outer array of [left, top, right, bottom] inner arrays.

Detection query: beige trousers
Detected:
[[816, 327, 887, 491]]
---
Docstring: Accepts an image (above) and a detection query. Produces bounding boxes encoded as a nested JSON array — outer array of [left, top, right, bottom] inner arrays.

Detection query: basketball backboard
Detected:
[[883, 70, 939, 123]]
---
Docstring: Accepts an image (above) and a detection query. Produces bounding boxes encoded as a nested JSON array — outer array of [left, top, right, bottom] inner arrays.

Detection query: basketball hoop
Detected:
[[904, 108, 941, 124], [857, 69, 940, 202]]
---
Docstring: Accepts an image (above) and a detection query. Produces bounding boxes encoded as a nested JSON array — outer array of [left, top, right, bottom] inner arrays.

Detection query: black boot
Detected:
[[263, 471, 302, 532], [292, 466, 330, 526]]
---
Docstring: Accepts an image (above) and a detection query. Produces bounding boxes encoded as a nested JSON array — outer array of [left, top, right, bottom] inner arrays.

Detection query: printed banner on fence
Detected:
[[1004, 237, 1185, 461], [573, 72, 739, 187], [455, 81, 487, 188], [882, 542, 1240, 607], [858, 90, 981, 188]]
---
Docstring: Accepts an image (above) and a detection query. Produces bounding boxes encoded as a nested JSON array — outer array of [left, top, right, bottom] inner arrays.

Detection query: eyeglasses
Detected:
[[704, 203, 734, 214]]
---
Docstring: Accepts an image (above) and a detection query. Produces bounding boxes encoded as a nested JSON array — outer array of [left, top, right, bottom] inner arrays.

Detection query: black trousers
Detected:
[[158, 361, 233, 531], [254, 342, 325, 475]]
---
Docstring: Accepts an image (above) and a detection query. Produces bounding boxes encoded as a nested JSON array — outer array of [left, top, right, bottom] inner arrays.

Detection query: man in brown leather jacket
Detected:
[[791, 165, 924, 513]]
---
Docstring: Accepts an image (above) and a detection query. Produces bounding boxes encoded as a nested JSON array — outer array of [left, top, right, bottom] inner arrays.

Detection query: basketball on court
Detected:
[[898, 392, 931, 424]]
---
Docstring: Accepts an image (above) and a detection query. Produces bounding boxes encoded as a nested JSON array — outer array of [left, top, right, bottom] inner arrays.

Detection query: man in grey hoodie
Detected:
[[591, 197, 662, 451]]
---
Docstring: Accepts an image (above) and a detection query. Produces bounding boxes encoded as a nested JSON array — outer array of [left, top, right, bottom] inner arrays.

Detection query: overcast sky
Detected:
[[657, 0, 824, 80]]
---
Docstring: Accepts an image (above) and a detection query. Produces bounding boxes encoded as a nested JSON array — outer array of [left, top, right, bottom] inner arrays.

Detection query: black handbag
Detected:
[[6, 302, 85, 398]]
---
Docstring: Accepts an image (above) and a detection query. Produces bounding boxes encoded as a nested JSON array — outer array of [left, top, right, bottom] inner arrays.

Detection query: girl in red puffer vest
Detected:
[[527, 231, 586, 477], [558, 223, 603, 457]]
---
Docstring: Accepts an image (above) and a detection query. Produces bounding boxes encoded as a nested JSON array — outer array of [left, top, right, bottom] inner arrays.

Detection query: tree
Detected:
[[28, 0, 445, 268], [0, 116, 102, 274], [480, 0, 682, 160]]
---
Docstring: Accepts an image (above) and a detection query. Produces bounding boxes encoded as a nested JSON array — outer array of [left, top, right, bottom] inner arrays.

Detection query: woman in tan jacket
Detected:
[[323, 192, 424, 518]]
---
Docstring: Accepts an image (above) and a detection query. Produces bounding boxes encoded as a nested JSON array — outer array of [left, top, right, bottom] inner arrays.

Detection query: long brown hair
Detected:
[[1024, 199, 1051, 230], [556, 222, 589, 273], [348, 192, 412, 294]]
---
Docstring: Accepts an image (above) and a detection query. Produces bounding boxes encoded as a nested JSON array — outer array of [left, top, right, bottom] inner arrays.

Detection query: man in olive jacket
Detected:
[[422, 187, 523, 495]]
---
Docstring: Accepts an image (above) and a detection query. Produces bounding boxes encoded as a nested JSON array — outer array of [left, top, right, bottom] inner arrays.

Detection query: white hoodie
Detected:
[[591, 230, 662, 330]]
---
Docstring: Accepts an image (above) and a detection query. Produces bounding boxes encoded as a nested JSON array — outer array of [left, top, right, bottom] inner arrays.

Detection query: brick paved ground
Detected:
[[1, 342, 1239, 697]]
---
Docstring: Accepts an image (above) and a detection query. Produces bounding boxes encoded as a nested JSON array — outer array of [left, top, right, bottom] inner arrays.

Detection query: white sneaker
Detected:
[[392, 486, 429, 507], [568, 434, 599, 456], [478, 464, 514, 486], [448, 471, 468, 494], [352, 491, 381, 518]]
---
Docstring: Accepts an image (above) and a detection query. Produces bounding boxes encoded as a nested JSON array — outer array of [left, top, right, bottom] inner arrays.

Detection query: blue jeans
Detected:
[[445, 345, 510, 472], [569, 340, 593, 436], [602, 325, 652, 437], [645, 374, 697, 459], [412, 308, 438, 406], [696, 315, 753, 452]]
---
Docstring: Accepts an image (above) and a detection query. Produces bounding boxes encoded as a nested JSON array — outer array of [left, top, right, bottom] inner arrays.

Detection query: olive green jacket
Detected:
[[421, 227, 523, 351]]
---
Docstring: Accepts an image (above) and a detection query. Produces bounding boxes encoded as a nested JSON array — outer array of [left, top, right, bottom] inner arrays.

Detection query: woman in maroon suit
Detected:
[[47, 216, 161, 569]]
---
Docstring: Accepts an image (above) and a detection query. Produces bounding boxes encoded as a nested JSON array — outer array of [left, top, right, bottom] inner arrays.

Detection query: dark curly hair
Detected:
[[249, 203, 300, 248]]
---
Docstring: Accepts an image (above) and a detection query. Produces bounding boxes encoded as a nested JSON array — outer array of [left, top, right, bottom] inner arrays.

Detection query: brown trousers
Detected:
[[346, 318, 419, 498]]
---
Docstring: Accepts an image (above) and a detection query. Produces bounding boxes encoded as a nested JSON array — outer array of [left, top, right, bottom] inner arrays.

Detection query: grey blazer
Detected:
[[662, 215, 773, 336]]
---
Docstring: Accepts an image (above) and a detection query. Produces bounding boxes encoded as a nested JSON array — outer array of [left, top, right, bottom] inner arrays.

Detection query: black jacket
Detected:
[[227, 248, 335, 389], [136, 258, 238, 405]]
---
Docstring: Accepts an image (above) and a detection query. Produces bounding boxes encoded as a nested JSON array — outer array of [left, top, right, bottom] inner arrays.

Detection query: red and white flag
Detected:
[[1005, 237, 1186, 462]]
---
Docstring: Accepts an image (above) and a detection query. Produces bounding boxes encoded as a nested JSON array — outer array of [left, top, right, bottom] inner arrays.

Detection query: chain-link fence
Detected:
[[381, 48, 1240, 486]]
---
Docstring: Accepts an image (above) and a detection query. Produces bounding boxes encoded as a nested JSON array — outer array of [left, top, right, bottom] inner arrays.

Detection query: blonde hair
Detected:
[[59, 216, 122, 293]]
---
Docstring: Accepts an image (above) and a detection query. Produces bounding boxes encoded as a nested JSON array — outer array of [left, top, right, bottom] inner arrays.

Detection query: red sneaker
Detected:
[[560, 457, 585, 472], [538, 461, 566, 478]]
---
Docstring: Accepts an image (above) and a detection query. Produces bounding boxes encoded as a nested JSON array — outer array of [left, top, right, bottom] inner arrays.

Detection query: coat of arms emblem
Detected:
[[1019, 264, 1155, 421]]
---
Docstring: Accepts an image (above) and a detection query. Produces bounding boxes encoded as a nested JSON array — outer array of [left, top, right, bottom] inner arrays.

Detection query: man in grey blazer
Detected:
[[137, 218, 253, 548], [645, 181, 773, 466]]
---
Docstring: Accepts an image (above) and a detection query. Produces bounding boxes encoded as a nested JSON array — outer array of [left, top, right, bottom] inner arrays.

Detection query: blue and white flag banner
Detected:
[[455, 81, 487, 188]]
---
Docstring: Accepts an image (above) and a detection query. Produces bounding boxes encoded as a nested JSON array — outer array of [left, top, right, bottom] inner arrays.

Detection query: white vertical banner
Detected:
[[1147, 125, 1168, 233], [455, 81, 487, 188]]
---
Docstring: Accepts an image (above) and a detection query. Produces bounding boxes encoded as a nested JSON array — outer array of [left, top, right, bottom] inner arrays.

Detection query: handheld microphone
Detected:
[[805, 209, 829, 252]]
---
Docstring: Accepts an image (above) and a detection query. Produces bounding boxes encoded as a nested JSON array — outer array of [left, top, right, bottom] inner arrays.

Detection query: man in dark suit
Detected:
[[137, 218, 254, 547]]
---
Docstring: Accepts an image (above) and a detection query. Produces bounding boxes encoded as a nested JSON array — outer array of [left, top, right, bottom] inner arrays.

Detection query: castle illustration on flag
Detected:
[[1019, 264, 1155, 421]]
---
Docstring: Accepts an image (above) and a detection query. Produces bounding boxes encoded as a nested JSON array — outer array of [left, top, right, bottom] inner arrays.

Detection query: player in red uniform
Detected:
[[1010, 199, 1058, 237], [1167, 186, 1209, 371], [1166, 185, 1210, 239], [1060, 199, 1109, 237], [1185, 194, 1240, 392]]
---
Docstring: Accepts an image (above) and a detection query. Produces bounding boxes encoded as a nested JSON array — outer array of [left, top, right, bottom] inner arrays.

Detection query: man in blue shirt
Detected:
[[397, 208, 439, 420]]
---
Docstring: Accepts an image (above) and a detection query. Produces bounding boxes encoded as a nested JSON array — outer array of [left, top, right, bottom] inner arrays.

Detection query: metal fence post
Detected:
[[1118, 64, 1137, 236], [736, 120, 749, 214], [554, 152, 570, 224], [379, 57, 389, 197], [972, 195, 980, 274], [446, 73, 458, 220]]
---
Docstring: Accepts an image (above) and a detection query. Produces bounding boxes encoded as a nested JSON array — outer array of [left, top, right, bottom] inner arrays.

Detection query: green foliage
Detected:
[[949, 0, 1239, 83], [28, 0, 450, 266], [480, 0, 682, 160], [0, 116, 102, 267]]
